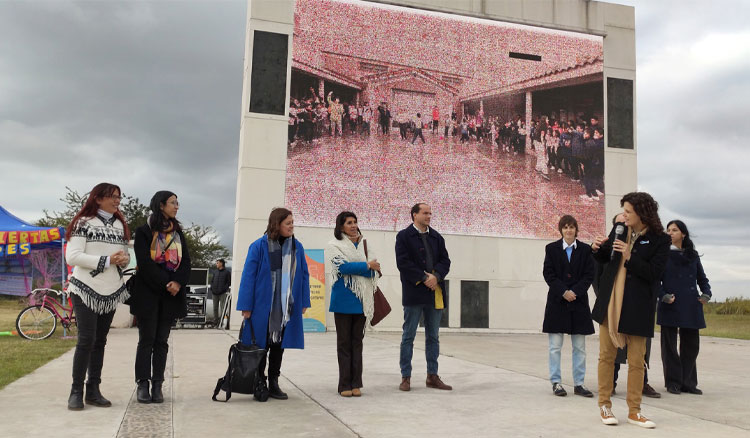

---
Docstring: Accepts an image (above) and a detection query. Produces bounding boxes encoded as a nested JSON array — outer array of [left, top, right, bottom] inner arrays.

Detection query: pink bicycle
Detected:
[[15, 288, 77, 340]]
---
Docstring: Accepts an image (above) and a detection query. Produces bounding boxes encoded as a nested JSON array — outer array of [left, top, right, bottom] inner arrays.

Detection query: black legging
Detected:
[[71, 294, 115, 387], [135, 300, 173, 383]]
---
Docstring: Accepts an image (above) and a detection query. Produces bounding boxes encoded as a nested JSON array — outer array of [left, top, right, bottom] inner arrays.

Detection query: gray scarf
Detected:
[[267, 236, 296, 344]]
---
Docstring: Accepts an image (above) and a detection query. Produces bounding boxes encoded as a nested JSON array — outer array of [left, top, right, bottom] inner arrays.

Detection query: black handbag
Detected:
[[212, 319, 269, 402]]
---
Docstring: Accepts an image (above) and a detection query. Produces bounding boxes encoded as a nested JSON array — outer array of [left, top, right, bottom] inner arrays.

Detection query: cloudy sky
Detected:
[[1, 0, 748, 300]]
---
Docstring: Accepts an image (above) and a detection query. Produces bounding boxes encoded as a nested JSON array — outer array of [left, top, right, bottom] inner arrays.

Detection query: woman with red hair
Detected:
[[65, 182, 131, 410]]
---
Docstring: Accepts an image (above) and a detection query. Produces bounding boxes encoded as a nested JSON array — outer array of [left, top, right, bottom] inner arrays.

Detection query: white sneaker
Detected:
[[628, 413, 656, 428], [600, 406, 618, 425]]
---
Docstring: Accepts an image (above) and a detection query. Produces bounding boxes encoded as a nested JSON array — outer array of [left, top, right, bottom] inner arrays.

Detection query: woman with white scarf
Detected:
[[327, 211, 380, 397]]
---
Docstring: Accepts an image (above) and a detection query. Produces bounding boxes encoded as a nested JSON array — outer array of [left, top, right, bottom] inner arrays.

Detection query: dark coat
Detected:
[[210, 267, 231, 295], [657, 250, 711, 329], [542, 239, 595, 334], [129, 224, 190, 320], [592, 226, 670, 338], [395, 225, 451, 307], [236, 236, 311, 350]]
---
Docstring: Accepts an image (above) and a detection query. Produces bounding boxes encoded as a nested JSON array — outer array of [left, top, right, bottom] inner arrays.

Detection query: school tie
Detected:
[[566, 246, 572, 262]]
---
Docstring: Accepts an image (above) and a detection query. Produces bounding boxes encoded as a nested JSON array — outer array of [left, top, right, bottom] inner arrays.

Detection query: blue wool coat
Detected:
[[236, 236, 311, 349], [395, 225, 451, 307], [657, 249, 711, 329]]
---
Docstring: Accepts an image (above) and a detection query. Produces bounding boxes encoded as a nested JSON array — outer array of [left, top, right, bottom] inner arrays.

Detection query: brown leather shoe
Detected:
[[352, 388, 361, 397], [426, 374, 452, 390], [399, 377, 411, 391], [642, 383, 661, 398]]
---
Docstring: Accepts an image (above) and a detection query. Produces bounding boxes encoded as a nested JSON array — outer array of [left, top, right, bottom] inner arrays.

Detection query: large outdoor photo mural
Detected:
[[285, 0, 605, 240]]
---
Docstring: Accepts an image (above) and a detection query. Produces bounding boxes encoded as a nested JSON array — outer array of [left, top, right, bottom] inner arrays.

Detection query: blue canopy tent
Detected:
[[0, 205, 65, 296]]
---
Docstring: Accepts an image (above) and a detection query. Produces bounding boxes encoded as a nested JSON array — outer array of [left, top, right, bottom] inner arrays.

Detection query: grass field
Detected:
[[0, 296, 76, 390]]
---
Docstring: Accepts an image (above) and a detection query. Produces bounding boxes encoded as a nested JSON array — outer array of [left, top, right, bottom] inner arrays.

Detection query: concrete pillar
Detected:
[[318, 78, 324, 101], [525, 91, 532, 151]]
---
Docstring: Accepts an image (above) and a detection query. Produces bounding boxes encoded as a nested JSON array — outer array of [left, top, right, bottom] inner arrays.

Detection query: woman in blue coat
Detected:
[[326, 211, 380, 397], [658, 220, 711, 395], [237, 208, 311, 401]]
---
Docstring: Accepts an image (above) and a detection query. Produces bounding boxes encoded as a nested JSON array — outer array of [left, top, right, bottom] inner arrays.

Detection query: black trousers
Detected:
[[334, 313, 366, 392], [661, 326, 700, 390], [411, 128, 425, 144], [135, 300, 173, 382], [71, 294, 115, 388], [259, 341, 284, 380]]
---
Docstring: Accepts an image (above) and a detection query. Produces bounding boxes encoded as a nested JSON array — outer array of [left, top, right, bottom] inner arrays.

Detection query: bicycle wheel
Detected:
[[16, 306, 57, 340]]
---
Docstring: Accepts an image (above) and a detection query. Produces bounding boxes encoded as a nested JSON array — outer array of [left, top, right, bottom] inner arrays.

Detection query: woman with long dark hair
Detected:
[[327, 211, 380, 397], [658, 220, 711, 395], [65, 183, 130, 410], [129, 191, 191, 404], [237, 208, 311, 401]]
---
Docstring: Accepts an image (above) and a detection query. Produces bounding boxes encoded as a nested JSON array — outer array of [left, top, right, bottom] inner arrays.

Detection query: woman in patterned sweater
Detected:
[[65, 182, 131, 410]]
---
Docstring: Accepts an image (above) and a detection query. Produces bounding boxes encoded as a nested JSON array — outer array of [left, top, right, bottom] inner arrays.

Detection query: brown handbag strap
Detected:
[[362, 239, 382, 277]]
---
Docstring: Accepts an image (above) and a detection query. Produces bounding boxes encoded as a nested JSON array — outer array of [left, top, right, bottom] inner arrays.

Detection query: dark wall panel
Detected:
[[606, 77, 634, 149], [461, 281, 488, 328], [249, 31, 288, 115]]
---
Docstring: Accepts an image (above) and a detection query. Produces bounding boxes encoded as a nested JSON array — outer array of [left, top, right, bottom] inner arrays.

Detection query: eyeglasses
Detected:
[[109, 196, 123, 201], [167, 201, 179, 207]]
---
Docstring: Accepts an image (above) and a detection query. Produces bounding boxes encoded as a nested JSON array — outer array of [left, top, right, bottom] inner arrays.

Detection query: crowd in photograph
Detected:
[[288, 90, 604, 203]]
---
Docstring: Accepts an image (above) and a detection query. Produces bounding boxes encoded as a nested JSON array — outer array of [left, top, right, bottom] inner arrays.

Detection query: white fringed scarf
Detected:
[[327, 235, 378, 327]]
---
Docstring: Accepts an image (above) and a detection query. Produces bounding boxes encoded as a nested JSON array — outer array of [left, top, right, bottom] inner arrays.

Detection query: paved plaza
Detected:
[[1, 328, 748, 437]]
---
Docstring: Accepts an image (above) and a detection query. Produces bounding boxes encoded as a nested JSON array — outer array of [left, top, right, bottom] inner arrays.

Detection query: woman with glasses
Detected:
[[65, 183, 131, 410], [129, 191, 191, 404]]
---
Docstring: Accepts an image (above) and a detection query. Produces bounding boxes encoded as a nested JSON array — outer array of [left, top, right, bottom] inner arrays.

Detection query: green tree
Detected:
[[36, 187, 230, 268]]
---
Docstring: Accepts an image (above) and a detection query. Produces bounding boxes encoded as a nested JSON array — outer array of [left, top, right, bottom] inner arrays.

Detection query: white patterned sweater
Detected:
[[65, 215, 130, 314]]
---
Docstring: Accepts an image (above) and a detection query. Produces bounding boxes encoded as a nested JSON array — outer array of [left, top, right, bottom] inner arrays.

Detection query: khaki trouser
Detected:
[[598, 322, 647, 415]]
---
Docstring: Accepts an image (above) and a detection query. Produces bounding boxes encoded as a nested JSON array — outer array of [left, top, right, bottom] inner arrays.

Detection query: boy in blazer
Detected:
[[591, 192, 670, 429], [542, 215, 595, 398], [395, 203, 451, 392]]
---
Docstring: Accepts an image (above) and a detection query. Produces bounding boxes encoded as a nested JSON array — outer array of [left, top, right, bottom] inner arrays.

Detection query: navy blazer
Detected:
[[657, 250, 711, 329], [395, 225, 451, 307], [542, 239, 595, 335], [592, 226, 670, 338]]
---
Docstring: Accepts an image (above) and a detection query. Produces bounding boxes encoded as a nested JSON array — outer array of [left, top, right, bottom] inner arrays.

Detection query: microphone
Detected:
[[611, 223, 626, 259]]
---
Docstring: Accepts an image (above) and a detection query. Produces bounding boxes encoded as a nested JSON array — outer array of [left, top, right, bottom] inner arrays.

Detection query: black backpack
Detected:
[[212, 320, 269, 402]]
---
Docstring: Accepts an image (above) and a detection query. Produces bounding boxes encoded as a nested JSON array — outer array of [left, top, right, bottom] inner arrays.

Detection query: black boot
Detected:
[[85, 383, 112, 407], [268, 377, 288, 400], [68, 385, 84, 411], [151, 380, 164, 404], [136, 380, 151, 404]]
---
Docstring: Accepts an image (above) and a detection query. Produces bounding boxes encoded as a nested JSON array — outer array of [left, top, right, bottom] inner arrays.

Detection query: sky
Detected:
[[1, 0, 748, 300]]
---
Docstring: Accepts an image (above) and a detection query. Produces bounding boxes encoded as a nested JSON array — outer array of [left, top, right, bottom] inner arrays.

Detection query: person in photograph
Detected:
[[444, 113, 451, 138], [542, 215, 595, 398], [327, 92, 343, 137], [210, 258, 231, 326], [288, 99, 299, 145], [581, 128, 603, 201], [362, 106, 372, 136], [130, 191, 191, 404], [327, 211, 381, 397], [236, 208, 311, 401], [570, 124, 585, 182], [546, 128, 558, 171], [395, 203, 451, 392], [65, 183, 131, 410], [591, 192, 670, 428], [658, 220, 712, 395], [378, 103, 391, 135], [411, 113, 426, 144], [534, 116, 549, 180], [432, 106, 440, 134]]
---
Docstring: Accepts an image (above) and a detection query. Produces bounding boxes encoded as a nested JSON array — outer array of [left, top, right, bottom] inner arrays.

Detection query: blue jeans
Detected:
[[549, 333, 586, 386], [400, 304, 442, 377]]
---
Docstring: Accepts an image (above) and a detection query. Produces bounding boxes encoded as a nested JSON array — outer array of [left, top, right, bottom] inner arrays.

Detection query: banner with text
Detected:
[[303, 249, 326, 332]]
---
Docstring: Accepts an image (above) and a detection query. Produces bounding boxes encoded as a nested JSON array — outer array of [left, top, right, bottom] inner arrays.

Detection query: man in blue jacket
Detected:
[[395, 203, 451, 392]]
